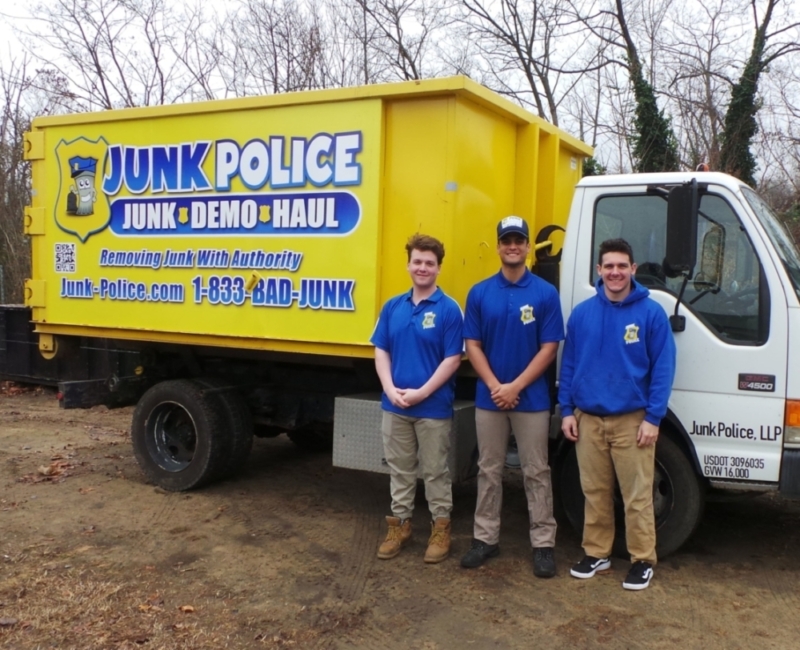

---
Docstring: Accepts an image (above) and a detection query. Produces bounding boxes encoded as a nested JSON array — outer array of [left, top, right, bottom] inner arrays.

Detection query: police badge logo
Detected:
[[520, 304, 535, 325], [67, 156, 98, 215], [422, 312, 436, 329], [624, 323, 640, 344], [54, 136, 111, 242]]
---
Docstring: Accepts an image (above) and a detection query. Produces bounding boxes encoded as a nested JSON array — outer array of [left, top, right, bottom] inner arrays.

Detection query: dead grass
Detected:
[[0, 540, 359, 649], [0, 545, 245, 650]]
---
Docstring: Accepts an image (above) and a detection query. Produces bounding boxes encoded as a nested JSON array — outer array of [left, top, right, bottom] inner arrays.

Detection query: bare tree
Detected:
[[168, 2, 228, 101], [321, 0, 395, 86], [352, 0, 454, 81], [574, 0, 680, 171], [659, 0, 742, 170], [23, 0, 220, 109], [718, 0, 800, 185], [457, 0, 600, 126], [0, 59, 64, 303], [221, 0, 328, 96], [756, 57, 800, 231]]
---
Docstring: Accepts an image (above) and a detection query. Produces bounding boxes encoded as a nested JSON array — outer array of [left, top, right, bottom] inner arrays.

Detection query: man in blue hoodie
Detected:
[[560, 238, 675, 591]]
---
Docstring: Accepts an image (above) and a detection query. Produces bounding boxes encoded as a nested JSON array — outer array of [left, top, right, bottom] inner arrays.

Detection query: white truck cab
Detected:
[[556, 171, 800, 555]]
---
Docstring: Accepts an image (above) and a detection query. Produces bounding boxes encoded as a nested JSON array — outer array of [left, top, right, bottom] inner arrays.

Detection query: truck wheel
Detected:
[[649, 434, 706, 557], [556, 443, 585, 539], [195, 378, 254, 479], [131, 379, 227, 491], [556, 434, 705, 558]]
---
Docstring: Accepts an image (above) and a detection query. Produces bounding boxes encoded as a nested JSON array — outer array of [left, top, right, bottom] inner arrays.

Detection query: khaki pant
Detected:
[[381, 411, 453, 520], [575, 408, 657, 564], [473, 408, 556, 547]]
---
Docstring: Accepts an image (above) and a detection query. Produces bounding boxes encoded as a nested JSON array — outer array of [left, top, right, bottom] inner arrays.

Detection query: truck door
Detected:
[[569, 184, 788, 485]]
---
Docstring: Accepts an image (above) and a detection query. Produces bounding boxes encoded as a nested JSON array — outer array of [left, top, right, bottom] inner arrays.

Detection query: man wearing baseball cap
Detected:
[[460, 216, 564, 576]]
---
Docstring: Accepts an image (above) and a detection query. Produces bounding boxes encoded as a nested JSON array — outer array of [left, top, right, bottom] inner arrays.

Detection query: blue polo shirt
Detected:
[[464, 269, 564, 412], [371, 287, 464, 419]]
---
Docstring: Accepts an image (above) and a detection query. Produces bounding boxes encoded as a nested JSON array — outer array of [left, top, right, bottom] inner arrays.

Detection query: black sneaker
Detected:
[[532, 547, 556, 578], [622, 561, 654, 590], [460, 539, 500, 568], [570, 555, 611, 579]]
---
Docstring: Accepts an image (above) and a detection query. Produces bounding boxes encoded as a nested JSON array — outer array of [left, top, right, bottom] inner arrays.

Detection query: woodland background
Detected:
[[1, 0, 799, 303]]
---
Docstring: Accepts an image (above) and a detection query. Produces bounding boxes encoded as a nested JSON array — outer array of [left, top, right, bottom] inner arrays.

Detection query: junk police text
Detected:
[[101, 132, 364, 238], [102, 132, 362, 194]]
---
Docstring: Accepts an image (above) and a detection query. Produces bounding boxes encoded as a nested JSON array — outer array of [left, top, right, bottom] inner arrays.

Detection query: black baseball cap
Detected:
[[497, 216, 530, 240]]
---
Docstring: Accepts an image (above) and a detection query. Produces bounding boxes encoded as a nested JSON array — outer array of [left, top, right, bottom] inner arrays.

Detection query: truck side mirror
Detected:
[[663, 180, 699, 278]]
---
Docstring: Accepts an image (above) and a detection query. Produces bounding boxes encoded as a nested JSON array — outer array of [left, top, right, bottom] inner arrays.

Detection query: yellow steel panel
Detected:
[[535, 130, 558, 234], [25, 280, 46, 307], [33, 98, 383, 348], [27, 77, 592, 357], [381, 94, 520, 309], [24, 131, 45, 160], [24, 207, 46, 235], [554, 146, 584, 230], [38, 334, 57, 359], [33, 323, 375, 359], [449, 96, 517, 302], [31, 77, 585, 138], [514, 123, 541, 230], [381, 97, 454, 303]]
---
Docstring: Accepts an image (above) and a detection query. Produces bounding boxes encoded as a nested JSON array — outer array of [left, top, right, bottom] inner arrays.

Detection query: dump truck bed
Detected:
[[24, 77, 591, 358]]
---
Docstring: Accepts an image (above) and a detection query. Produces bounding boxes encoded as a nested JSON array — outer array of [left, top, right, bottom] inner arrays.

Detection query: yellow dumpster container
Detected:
[[24, 76, 592, 359]]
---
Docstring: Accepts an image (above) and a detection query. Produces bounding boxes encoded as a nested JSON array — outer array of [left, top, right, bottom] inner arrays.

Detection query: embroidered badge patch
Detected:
[[422, 312, 436, 329], [624, 323, 640, 344], [520, 304, 535, 325]]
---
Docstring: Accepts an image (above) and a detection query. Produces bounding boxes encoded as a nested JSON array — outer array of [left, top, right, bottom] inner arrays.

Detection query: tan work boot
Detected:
[[377, 516, 412, 559], [424, 517, 451, 564]]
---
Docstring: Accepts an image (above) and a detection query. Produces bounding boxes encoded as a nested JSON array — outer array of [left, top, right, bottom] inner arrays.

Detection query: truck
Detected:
[[4, 76, 800, 558]]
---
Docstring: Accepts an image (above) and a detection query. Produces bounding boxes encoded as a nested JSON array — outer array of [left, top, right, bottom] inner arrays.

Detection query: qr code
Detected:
[[55, 243, 76, 273]]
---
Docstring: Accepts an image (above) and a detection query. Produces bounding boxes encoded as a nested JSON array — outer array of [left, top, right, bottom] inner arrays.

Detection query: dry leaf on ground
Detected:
[[38, 460, 72, 477]]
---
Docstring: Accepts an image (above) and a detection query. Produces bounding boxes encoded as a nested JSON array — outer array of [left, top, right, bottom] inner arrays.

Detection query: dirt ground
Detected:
[[2, 385, 800, 649]]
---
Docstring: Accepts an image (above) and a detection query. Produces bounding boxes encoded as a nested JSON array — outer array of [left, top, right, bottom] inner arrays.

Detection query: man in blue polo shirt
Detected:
[[371, 233, 464, 563], [460, 216, 564, 577]]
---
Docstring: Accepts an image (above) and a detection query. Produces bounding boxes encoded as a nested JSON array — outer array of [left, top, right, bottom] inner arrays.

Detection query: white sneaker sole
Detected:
[[570, 559, 611, 579], [623, 568, 653, 590]]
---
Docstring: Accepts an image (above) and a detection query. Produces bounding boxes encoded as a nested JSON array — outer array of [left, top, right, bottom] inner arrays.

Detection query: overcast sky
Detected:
[[1, 7, 28, 65]]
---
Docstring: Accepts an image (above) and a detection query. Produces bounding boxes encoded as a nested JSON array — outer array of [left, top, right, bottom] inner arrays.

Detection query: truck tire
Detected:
[[556, 434, 705, 558], [649, 434, 706, 557], [194, 378, 254, 480], [131, 379, 227, 491]]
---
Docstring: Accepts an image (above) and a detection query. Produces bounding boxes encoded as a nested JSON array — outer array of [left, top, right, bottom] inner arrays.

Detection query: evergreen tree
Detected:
[[582, 156, 606, 177], [614, 0, 680, 173], [718, 2, 776, 187], [628, 63, 681, 173]]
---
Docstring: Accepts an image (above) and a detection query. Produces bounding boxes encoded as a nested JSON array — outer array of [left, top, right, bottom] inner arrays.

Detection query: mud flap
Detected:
[[779, 449, 800, 497]]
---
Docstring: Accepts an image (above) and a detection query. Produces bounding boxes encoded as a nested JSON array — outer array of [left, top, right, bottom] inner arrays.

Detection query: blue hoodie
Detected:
[[558, 278, 676, 426]]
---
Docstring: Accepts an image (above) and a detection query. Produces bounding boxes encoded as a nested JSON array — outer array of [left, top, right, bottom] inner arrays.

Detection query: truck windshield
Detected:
[[593, 192, 768, 344], [741, 187, 800, 302]]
